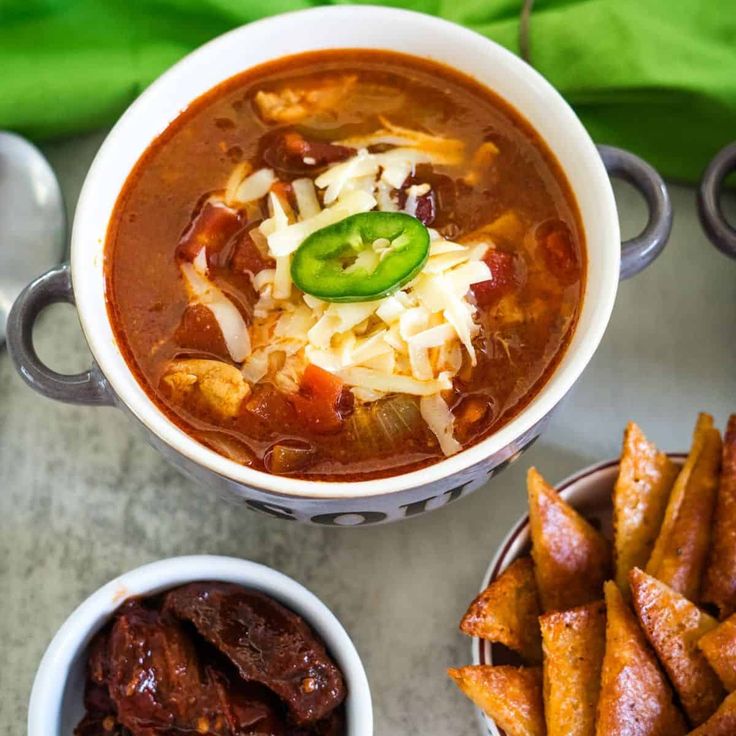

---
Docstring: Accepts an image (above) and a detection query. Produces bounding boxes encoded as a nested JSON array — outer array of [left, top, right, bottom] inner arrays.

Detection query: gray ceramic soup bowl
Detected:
[[7, 7, 672, 525]]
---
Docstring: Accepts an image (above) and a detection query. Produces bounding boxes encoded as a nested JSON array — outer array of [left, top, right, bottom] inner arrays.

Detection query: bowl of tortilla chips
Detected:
[[449, 413, 736, 735]]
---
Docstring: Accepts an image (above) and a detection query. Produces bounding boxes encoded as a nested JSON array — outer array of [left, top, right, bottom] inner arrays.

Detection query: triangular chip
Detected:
[[460, 556, 542, 663], [448, 665, 545, 736], [688, 691, 736, 735], [595, 581, 686, 736], [539, 600, 605, 736], [629, 567, 724, 725], [527, 467, 611, 612], [703, 415, 736, 619], [698, 613, 736, 692], [613, 422, 678, 596], [646, 413, 721, 601]]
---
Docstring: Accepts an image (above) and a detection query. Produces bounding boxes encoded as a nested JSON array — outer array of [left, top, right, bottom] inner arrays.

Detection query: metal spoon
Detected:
[[0, 131, 66, 346]]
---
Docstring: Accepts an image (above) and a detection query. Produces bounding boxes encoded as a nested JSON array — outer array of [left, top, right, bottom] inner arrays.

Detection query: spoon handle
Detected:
[[6, 264, 114, 406]]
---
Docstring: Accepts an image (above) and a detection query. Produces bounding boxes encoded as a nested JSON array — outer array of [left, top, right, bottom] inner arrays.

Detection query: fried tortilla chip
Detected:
[[688, 691, 736, 735], [698, 614, 736, 692], [448, 665, 545, 736], [629, 567, 724, 726], [540, 600, 605, 736], [460, 557, 542, 663], [646, 413, 722, 601], [527, 467, 611, 612], [703, 415, 736, 619], [613, 422, 679, 596], [595, 581, 686, 736]]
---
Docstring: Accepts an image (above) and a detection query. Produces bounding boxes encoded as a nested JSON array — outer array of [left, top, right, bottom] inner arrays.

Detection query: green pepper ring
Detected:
[[291, 211, 430, 303]]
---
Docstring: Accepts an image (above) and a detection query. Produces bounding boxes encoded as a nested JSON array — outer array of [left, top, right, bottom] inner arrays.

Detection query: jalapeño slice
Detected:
[[291, 211, 430, 302]]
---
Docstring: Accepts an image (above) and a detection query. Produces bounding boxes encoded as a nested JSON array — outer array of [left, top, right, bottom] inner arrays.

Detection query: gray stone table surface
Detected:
[[1, 131, 735, 736]]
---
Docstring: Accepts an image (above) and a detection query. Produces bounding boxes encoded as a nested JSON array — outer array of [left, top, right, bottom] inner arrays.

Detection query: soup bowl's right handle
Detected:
[[697, 142, 736, 259], [597, 144, 673, 280], [6, 263, 115, 406]]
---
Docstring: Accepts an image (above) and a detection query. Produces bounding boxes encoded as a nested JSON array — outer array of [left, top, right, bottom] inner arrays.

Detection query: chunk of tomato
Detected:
[[291, 364, 354, 434]]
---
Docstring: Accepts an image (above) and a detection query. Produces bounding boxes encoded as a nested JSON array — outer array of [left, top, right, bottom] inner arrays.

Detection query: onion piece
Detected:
[[180, 262, 251, 363], [197, 431, 253, 465], [345, 394, 424, 456], [267, 442, 316, 475]]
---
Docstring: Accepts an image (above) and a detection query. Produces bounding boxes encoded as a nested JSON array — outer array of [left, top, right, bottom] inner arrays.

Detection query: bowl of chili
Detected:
[[28, 555, 372, 736], [7, 7, 672, 524]]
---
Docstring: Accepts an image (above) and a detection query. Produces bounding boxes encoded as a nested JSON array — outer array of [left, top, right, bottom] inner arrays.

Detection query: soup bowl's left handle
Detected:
[[597, 145, 673, 280], [7, 263, 115, 406]]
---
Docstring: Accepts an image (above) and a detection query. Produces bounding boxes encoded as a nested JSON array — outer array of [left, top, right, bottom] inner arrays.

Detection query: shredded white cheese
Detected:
[[340, 117, 465, 165], [233, 168, 276, 204], [183, 122, 495, 455], [420, 394, 462, 456], [292, 178, 321, 220], [267, 190, 376, 257]]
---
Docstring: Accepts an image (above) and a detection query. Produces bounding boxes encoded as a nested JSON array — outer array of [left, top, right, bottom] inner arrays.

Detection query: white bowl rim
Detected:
[[28, 555, 373, 736], [468, 453, 688, 735], [71, 5, 620, 500]]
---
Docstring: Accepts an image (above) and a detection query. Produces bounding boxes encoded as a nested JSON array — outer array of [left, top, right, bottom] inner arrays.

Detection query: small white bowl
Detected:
[[470, 455, 685, 735], [28, 555, 373, 735]]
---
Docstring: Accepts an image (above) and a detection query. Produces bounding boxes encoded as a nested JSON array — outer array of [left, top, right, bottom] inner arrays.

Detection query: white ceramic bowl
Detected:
[[28, 555, 372, 736], [8, 7, 671, 524], [471, 455, 685, 735]]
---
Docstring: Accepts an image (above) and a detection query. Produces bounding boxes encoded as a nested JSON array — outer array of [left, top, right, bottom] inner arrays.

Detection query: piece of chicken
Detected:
[[254, 75, 357, 124], [162, 359, 250, 418]]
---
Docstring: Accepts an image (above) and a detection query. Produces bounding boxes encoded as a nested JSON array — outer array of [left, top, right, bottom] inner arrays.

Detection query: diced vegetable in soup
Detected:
[[106, 50, 585, 480]]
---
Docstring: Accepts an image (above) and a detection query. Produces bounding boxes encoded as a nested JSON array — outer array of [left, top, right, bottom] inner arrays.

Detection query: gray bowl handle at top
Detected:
[[6, 263, 115, 406], [597, 145, 673, 280], [697, 142, 736, 259]]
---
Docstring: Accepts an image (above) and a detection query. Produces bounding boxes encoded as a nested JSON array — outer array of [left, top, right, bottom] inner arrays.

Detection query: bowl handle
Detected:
[[597, 144, 673, 280], [6, 263, 115, 406], [697, 142, 736, 259]]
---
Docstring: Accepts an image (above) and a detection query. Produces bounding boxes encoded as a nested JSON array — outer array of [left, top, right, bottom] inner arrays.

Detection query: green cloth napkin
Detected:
[[1, 0, 734, 182]]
